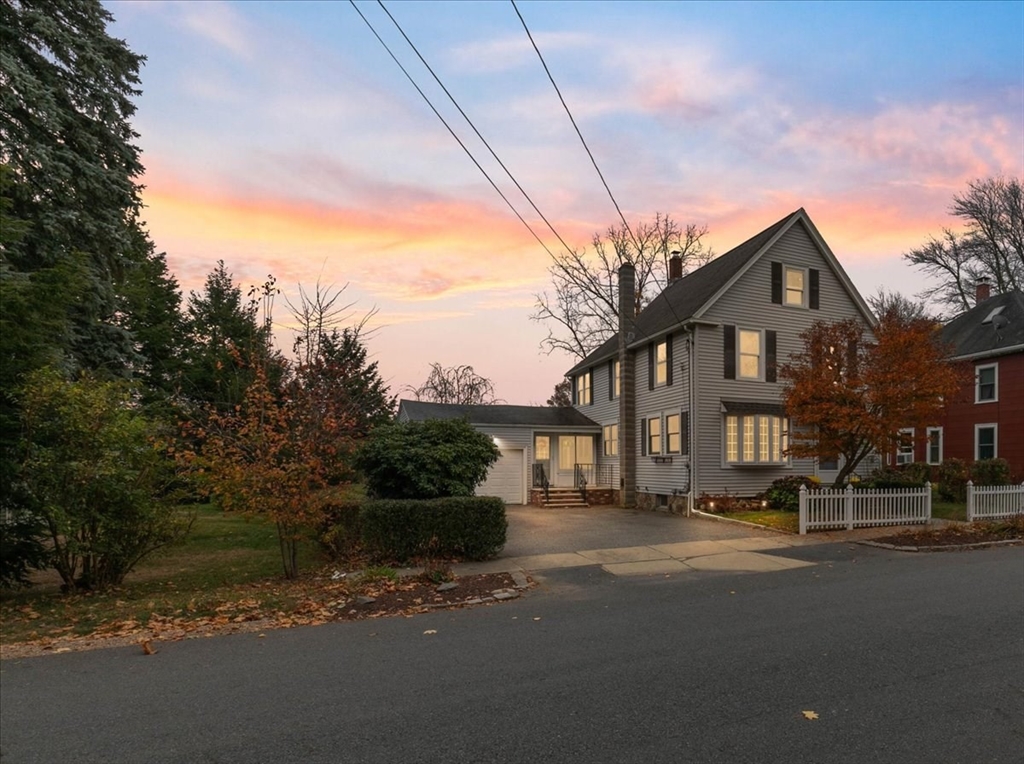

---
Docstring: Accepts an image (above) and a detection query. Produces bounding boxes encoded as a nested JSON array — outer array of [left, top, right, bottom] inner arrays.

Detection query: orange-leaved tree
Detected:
[[186, 358, 354, 579], [780, 313, 967, 488]]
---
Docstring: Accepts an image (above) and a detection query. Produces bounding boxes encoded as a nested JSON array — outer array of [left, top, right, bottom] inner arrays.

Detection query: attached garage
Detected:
[[477, 448, 525, 504]]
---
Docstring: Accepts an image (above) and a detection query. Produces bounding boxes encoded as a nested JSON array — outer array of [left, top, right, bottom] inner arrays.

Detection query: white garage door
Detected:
[[477, 449, 524, 504]]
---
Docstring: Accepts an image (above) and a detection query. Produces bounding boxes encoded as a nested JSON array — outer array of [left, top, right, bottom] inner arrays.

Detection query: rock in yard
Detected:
[[435, 582, 458, 593], [356, 596, 377, 606], [493, 590, 518, 601]]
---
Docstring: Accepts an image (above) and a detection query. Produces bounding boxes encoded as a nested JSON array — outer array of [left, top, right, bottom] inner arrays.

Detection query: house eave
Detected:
[[948, 344, 1024, 362]]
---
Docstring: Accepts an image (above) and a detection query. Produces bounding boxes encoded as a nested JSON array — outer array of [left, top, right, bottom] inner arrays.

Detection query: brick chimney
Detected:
[[618, 262, 636, 508], [668, 253, 683, 283], [975, 276, 992, 304]]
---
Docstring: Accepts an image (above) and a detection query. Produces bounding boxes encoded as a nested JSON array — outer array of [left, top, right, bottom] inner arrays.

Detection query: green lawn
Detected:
[[719, 510, 799, 533], [0, 504, 327, 645]]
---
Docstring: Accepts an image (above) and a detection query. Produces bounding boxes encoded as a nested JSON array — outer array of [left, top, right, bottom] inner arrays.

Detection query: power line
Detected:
[[376, 0, 578, 259], [348, 0, 558, 259], [511, 0, 638, 251]]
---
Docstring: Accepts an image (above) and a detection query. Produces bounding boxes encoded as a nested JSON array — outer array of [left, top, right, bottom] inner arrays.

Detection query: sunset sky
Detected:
[[107, 0, 1024, 404]]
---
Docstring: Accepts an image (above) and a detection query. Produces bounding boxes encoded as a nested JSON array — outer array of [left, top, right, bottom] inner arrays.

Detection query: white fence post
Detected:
[[966, 480, 974, 522], [799, 484, 807, 535], [925, 481, 932, 524], [845, 483, 854, 531]]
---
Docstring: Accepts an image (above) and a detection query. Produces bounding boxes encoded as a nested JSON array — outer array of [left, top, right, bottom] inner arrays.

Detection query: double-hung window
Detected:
[[976, 364, 997, 403], [655, 341, 668, 386], [738, 330, 761, 380], [602, 423, 618, 457], [666, 414, 681, 454], [647, 417, 661, 455], [896, 428, 914, 465], [926, 427, 942, 465], [975, 425, 997, 460], [613, 359, 620, 398], [576, 372, 591, 405], [784, 266, 806, 307]]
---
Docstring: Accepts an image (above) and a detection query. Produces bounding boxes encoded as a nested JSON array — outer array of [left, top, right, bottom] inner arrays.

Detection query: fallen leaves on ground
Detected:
[[802, 710, 819, 720], [873, 517, 1024, 548], [1, 570, 524, 659]]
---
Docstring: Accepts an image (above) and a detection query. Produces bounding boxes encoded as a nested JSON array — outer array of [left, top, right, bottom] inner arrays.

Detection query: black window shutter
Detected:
[[571, 375, 577, 405], [809, 269, 820, 309], [640, 418, 648, 456], [766, 330, 777, 383], [681, 411, 690, 456], [724, 325, 736, 380], [648, 344, 654, 390], [608, 360, 614, 400], [666, 334, 674, 386], [588, 369, 594, 404], [771, 262, 782, 304]]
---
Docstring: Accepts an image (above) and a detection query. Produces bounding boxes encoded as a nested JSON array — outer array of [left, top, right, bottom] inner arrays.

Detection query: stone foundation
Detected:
[[583, 488, 618, 506], [635, 492, 689, 515]]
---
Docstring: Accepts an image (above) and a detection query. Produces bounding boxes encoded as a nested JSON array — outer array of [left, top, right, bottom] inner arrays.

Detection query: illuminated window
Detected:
[[785, 266, 806, 307], [576, 373, 591, 405], [666, 414, 681, 454], [738, 330, 761, 380], [655, 341, 668, 386], [613, 360, 621, 398], [648, 416, 662, 455], [534, 436, 549, 461], [603, 423, 618, 457], [725, 415, 788, 465]]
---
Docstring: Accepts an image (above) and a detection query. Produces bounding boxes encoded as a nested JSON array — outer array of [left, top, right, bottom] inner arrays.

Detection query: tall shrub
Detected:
[[354, 419, 499, 499]]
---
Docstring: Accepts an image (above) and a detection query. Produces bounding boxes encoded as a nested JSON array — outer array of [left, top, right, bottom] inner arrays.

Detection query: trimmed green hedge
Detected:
[[360, 496, 507, 563]]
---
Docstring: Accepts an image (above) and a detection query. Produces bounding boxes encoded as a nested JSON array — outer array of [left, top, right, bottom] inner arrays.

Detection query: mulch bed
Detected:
[[871, 518, 1024, 549]]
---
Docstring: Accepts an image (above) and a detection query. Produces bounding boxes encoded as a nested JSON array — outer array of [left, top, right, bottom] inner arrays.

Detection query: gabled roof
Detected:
[[566, 208, 874, 377], [940, 289, 1024, 360], [397, 399, 600, 429]]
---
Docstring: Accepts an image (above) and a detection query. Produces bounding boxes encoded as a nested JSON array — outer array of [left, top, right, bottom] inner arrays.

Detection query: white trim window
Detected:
[[784, 266, 807, 307], [647, 416, 662, 455], [655, 341, 668, 386], [926, 427, 943, 465], [725, 415, 788, 465], [602, 423, 619, 457], [666, 413, 681, 454], [975, 424, 997, 460], [896, 428, 914, 465], [975, 363, 997, 403], [576, 373, 591, 405], [534, 436, 550, 461], [738, 329, 762, 380]]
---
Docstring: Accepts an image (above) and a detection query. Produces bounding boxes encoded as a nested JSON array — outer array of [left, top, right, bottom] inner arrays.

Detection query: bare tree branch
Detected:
[[531, 213, 713, 360]]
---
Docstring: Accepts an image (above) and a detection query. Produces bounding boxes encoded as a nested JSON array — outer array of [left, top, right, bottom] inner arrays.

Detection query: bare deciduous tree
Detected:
[[905, 177, 1024, 313], [867, 288, 931, 325], [411, 363, 500, 405], [532, 213, 713, 360]]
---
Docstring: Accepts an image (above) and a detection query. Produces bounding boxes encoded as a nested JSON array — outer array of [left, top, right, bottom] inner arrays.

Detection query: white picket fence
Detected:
[[798, 483, 932, 534], [966, 481, 1024, 521]]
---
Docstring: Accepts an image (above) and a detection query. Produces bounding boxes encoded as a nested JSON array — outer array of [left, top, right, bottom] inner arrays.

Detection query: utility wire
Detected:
[[377, 0, 578, 259], [348, 0, 557, 259], [511, 0, 638, 251], [512, 0, 688, 343]]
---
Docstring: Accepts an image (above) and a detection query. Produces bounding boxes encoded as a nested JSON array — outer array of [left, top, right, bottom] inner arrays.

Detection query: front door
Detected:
[[556, 435, 594, 487]]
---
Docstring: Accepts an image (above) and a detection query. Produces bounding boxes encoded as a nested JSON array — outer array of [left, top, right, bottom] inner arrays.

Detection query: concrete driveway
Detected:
[[453, 505, 819, 578]]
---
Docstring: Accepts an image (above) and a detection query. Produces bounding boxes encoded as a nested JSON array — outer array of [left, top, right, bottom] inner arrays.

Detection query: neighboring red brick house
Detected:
[[904, 285, 1024, 479]]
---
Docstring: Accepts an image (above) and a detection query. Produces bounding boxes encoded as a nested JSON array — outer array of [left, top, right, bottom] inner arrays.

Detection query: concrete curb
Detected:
[[858, 538, 1024, 553]]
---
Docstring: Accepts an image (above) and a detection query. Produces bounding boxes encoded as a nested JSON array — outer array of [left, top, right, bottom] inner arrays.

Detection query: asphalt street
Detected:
[[2, 543, 1022, 764]]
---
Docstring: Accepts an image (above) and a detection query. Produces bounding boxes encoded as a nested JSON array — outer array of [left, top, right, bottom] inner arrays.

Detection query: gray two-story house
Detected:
[[564, 208, 876, 511]]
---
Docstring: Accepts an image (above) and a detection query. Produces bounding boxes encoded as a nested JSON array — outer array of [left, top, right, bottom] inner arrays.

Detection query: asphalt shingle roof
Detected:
[[567, 209, 803, 376], [939, 289, 1024, 360], [397, 400, 600, 429]]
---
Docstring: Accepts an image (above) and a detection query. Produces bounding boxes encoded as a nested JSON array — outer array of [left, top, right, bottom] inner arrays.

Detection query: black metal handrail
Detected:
[[572, 464, 613, 488], [532, 463, 549, 503], [574, 464, 588, 504]]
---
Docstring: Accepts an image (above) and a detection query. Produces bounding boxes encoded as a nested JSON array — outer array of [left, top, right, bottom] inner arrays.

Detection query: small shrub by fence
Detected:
[[799, 483, 932, 534], [966, 481, 1024, 522]]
